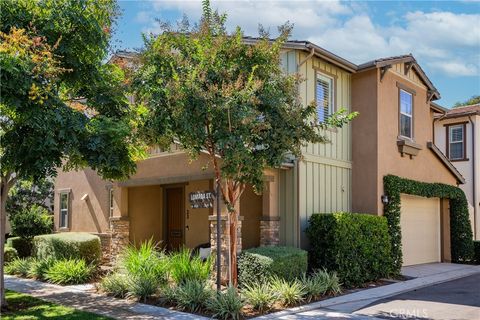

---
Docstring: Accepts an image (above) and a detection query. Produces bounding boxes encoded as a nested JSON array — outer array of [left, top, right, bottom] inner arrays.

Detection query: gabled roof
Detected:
[[111, 38, 441, 100], [357, 54, 440, 100], [439, 104, 480, 119], [242, 37, 358, 73]]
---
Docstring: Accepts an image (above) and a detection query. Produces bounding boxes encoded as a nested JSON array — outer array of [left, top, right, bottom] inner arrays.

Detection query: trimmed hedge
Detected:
[[384, 175, 474, 273], [4, 246, 19, 263], [6, 237, 33, 258], [238, 246, 307, 286], [306, 212, 392, 287], [474, 241, 480, 265], [33, 233, 101, 265]]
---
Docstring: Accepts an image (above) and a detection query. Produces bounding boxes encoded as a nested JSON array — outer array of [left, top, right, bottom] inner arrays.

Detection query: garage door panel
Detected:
[[400, 194, 441, 266]]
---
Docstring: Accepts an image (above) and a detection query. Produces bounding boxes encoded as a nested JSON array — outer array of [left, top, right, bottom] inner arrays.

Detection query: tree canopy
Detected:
[[133, 0, 356, 285], [0, 0, 141, 306], [453, 95, 480, 108]]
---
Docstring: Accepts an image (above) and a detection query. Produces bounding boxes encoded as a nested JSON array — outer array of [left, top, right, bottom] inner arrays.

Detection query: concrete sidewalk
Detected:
[[257, 263, 480, 319], [4, 275, 207, 320]]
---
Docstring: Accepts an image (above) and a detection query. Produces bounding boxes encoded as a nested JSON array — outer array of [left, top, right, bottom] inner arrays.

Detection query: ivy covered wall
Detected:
[[383, 175, 474, 274]]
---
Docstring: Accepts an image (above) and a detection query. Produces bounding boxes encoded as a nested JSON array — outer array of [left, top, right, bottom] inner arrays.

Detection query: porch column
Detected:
[[260, 170, 280, 246], [109, 186, 130, 264], [209, 189, 243, 284]]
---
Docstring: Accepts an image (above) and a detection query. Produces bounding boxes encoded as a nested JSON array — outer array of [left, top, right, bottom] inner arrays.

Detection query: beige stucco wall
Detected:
[[435, 115, 480, 239], [128, 185, 163, 245], [352, 65, 458, 215], [184, 179, 212, 248], [352, 69, 378, 214], [240, 184, 262, 249], [54, 168, 110, 233]]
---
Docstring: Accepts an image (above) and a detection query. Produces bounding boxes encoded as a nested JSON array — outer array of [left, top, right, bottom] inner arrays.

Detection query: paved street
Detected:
[[352, 273, 480, 320]]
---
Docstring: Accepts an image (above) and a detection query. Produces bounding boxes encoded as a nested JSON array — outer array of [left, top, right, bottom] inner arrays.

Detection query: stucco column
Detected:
[[109, 186, 129, 264], [260, 170, 280, 246]]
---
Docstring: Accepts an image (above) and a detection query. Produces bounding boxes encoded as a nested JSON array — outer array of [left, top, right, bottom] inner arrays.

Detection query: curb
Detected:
[[255, 265, 480, 319]]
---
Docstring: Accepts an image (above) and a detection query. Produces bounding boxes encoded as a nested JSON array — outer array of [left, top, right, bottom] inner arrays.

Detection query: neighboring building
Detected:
[[54, 41, 468, 270], [351, 55, 465, 266], [434, 104, 480, 240]]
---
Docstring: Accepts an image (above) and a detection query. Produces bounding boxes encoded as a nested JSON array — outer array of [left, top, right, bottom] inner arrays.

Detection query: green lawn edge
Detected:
[[1, 290, 113, 320]]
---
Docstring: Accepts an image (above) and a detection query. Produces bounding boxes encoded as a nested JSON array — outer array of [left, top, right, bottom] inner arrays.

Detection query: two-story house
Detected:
[[53, 41, 356, 269], [434, 104, 480, 240], [54, 41, 468, 269]]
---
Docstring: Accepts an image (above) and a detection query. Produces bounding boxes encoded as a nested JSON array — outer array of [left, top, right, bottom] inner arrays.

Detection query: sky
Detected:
[[112, 0, 480, 108]]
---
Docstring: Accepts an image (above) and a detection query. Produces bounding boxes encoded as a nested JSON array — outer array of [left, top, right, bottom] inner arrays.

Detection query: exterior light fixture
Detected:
[[381, 195, 389, 205]]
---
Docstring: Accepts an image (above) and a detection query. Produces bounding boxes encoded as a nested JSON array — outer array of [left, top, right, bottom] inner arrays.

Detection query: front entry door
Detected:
[[166, 187, 184, 250]]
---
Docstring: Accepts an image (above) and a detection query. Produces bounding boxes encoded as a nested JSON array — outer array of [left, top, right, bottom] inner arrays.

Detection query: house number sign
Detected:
[[189, 191, 214, 209]]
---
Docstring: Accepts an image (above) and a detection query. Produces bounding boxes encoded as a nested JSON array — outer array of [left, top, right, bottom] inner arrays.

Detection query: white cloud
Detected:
[[137, 1, 480, 77]]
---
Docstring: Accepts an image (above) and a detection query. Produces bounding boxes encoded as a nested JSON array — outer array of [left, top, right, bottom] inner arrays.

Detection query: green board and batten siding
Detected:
[[278, 50, 353, 248]]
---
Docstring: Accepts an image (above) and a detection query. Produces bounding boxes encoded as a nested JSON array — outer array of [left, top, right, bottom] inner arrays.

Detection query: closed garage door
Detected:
[[400, 194, 441, 266]]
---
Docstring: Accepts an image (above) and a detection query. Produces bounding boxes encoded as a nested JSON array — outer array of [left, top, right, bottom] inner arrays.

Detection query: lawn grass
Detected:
[[0, 290, 113, 319]]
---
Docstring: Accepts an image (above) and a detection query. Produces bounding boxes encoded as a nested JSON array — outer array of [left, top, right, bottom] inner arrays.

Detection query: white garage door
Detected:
[[400, 194, 441, 266]]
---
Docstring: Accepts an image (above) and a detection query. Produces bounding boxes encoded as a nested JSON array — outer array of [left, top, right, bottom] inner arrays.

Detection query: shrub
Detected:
[[6, 237, 33, 258], [384, 175, 474, 271], [238, 246, 307, 286], [241, 282, 276, 314], [33, 232, 101, 265], [45, 259, 94, 285], [302, 269, 341, 302], [99, 273, 130, 298], [173, 279, 213, 313], [168, 248, 211, 285], [120, 240, 168, 301], [306, 212, 392, 287], [28, 257, 56, 280], [10, 205, 53, 239], [207, 286, 244, 320], [4, 247, 19, 263], [5, 257, 34, 277], [474, 241, 480, 265], [270, 277, 305, 307]]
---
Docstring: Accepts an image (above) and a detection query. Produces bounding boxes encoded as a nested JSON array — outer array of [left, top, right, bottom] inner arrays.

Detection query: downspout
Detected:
[[468, 116, 477, 239]]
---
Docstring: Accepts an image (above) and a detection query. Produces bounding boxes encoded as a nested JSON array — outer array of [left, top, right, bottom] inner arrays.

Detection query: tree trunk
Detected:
[[229, 209, 238, 287], [0, 179, 10, 308]]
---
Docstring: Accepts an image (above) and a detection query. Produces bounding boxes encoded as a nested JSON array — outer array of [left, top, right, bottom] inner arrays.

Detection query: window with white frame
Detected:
[[59, 192, 69, 228], [448, 124, 465, 160], [399, 89, 413, 139], [316, 73, 334, 123], [109, 188, 114, 217]]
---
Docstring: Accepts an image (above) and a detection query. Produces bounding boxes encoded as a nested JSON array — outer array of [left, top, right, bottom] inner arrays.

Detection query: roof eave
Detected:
[[427, 142, 466, 184]]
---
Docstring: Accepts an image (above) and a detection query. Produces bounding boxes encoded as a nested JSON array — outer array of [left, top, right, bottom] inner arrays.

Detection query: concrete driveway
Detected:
[[353, 273, 480, 320]]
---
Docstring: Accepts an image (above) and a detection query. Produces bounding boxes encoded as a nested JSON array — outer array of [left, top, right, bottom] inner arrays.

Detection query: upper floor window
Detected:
[[399, 89, 413, 139], [447, 123, 466, 161], [316, 73, 334, 123], [59, 192, 69, 228]]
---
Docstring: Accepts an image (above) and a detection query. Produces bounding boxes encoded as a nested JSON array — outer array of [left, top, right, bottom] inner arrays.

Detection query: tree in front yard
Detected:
[[133, 0, 357, 286], [0, 0, 141, 308]]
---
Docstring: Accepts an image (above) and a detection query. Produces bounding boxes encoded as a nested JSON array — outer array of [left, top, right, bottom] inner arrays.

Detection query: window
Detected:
[[316, 73, 334, 122], [448, 124, 466, 160], [59, 192, 69, 228], [399, 89, 413, 139], [109, 188, 114, 217]]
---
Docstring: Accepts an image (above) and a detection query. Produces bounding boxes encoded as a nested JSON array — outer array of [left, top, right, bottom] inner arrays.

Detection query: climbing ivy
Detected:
[[383, 175, 474, 274]]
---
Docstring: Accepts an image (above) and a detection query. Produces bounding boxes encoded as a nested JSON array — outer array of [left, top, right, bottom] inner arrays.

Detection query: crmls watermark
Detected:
[[388, 308, 428, 319]]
